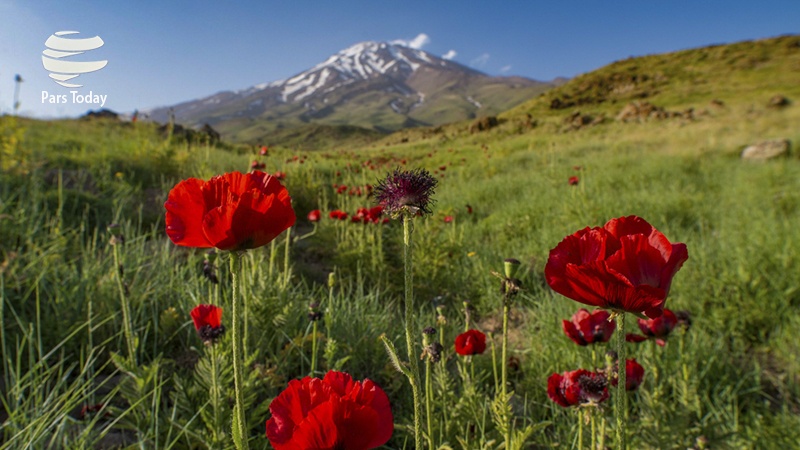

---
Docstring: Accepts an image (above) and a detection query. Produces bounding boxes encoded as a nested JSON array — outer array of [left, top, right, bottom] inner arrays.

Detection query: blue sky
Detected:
[[1, 0, 797, 118]]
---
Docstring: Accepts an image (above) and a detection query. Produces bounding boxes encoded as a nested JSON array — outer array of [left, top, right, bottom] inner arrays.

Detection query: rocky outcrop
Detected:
[[741, 139, 791, 160]]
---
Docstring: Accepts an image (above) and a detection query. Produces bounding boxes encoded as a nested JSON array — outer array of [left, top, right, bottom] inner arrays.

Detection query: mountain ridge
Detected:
[[143, 40, 556, 142]]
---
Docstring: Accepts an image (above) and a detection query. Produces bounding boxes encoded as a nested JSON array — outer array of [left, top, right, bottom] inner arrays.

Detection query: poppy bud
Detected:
[[327, 272, 336, 288], [503, 258, 521, 279]]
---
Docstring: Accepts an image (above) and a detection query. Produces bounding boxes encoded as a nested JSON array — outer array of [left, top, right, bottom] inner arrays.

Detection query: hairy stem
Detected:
[[502, 303, 512, 450], [615, 313, 627, 450], [403, 216, 423, 450], [230, 252, 249, 450]]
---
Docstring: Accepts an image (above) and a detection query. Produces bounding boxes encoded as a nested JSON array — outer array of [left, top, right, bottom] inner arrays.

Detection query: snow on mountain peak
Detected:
[[272, 41, 450, 103]]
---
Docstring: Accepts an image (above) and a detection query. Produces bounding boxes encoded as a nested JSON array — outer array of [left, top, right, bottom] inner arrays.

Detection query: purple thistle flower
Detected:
[[373, 168, 438, 217]]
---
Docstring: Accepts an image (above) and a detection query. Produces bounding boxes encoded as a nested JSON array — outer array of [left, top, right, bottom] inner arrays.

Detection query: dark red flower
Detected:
[[454, 329, 486, 356], [307, 209, 321, 223], [444, 215, 454, 224], [190, 304, 225, 343], [568, 176, 579, 186], [545, 215, 688, 318], [329, 210, 348, 220], [612, 359, 645, 391], [466, 204, 473, 214], [636, 308, 678, 346], [547, 369, 609, 407], [562, 308, 615, 346], [266, 371, 393, 450], [251, 160, 266, 170], [165, 171, 296, 251], [273, 171, 286, 180], [625, 333, 648, 343]]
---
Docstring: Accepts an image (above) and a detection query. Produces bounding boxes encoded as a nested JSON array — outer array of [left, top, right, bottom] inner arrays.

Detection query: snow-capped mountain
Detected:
[[144, 41, 555, 140]]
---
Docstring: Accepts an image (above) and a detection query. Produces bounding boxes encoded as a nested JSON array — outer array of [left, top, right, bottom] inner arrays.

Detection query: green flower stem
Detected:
[[502, 303, 511, 450], [113, 244, 136, 365], [230, 252, 249, 450], [268, 239, 277, 279], [615, 313, 627, 450], [578, 409, 584, 449], [423, 335, 434, 450], [283, 227, 292, 287], [403, 215, 423, 450], [591, 408, 597, 450], [310, 320, 318, 377], [211, 343, 221, 445]]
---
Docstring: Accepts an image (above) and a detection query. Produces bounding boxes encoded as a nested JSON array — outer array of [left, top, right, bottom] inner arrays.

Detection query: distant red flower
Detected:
[[466, 204, 473, 214], [266, 371, 393, 450], [635, 308, 679, 346], [547, 369, 609, 407], [568, 176, 579, 186], [273, 171, 286, 180], [545, 215, 688, 319], [165, 171, 296, 251], [625, 333, 648, 343], [260, 146, 269, 156], [251, 160, 266, 170], [439, 165, 447, 171], [307, 209, 321, 223], [454, 329, 486, 356], [190, 304, 225, 343], [612, 359, 645, 391], [336, 185, 348, 194], [444, 215, 454, 224], [79, 403, 110, 420], [329, 210, 348, 220], [562, 308, 615, 346]]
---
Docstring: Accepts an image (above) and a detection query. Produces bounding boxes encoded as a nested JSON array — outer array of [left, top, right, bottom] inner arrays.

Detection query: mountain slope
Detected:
[[144, 41, 554, 141]]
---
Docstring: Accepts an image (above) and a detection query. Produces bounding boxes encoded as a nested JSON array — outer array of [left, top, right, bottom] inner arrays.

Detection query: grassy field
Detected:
[[1, 36, 800, 449]]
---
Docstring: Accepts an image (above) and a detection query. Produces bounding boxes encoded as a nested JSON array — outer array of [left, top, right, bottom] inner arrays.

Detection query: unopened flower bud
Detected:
[[503, 258, 521, 279], [327, 272, 336, 288]]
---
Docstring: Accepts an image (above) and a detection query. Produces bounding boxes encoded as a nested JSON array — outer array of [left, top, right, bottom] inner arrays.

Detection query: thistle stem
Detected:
[[402, 216, 423, 450], [615, 313, 627, 450], [230, 252, 249, 450], [425, 353, 434, 449]]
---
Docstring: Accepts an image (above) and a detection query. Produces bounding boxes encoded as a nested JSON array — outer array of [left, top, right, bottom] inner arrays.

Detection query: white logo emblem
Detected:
[[42, 31, 107, 88]]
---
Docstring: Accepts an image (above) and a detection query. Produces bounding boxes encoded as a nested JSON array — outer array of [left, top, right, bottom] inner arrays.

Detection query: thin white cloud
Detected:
[[442, 50, 457, 60], [470, 53, 490, 69], [391, 33, 430, 50], [499, 65, 512, 73]]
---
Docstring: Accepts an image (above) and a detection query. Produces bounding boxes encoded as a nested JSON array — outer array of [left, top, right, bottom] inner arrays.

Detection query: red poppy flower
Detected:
[[454, 329, 486, 356], [260, 146, 269, 156], [190, 304, 225, 343], [165, 171, 296, 251], [544, 215, 688, 318], [568, 176, 579, 186], [307, 209, 321, 223], [273, 171, 286, 180], [444, 215, 454, 224], [562, 308, 615, 346], [612, 359, 645, 391], [547, 369, 609, 407], [466, 204, 473, 214], [266, 371, 393, 450], [635, 308, 678, 346]]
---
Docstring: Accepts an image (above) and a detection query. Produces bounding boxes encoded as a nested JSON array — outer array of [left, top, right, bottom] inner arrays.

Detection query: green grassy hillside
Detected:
[[1, 35, 799, 449]]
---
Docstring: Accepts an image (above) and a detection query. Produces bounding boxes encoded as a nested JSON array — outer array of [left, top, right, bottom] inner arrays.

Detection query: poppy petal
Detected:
[[165, 178, 212, 247]]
